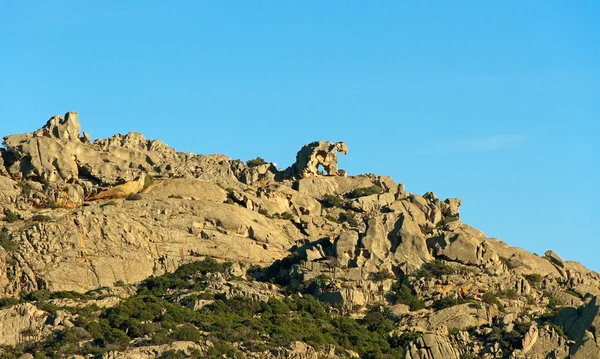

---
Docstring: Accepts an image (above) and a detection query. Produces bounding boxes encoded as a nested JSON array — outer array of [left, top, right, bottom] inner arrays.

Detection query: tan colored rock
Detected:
[[405, 332, 461, 359], [544, 250, 566, 268], [47, 183, 85, 208], [102, 341, 211, 359], [0, 303, 48, 346], [285, 141, 348, 178], [88, 174, 146, 200]]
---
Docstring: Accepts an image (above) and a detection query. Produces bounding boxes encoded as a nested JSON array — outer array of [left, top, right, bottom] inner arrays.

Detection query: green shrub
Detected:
[[415, 260, 455, 280], [339, 211, 359, 227], [0, 228, 17, 251], [369, 269, 395, 281], [544, 291, 564, 314], [482, 292, 505, 312], [126, 193, 143, 201], [563, 288, 582, 299], [173, 324, 201, 341], [524, 273, 543, 286], [501, 288, 519, 299], [31, 214, 52, 222], [392, 283, 426, 311], [320, 194, 344, 208], [346, 185, 383, 199], [279, 212, 294, 220], [431, 296, 460, 310], [258, 208, 269, 216], [225, 198, 235, 205], [388, 331, 420, 348], [23, 289, 51, 302], [246, 157, 267, 167], [0, 296, 21, 309], [4, 209, 20, 223], [101, 200, 117, 207]]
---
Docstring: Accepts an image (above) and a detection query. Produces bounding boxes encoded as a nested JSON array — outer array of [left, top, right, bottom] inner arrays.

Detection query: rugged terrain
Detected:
[[0, 112, 599, 359]]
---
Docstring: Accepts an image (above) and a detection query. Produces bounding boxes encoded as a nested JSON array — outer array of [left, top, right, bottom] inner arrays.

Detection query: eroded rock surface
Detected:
[[0, 112, 599, 359]]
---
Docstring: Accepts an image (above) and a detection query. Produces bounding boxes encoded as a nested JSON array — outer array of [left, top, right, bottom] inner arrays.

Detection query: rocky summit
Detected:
[[0, 112, 599, 359]]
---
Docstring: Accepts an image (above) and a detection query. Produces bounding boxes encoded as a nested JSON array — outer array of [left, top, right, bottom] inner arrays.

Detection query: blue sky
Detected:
[[1, 2, 599, 271]]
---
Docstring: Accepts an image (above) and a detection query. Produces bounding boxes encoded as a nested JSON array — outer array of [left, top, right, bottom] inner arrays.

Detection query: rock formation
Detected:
[[0, 112, 599, 359], [283, 141, 348, 179]]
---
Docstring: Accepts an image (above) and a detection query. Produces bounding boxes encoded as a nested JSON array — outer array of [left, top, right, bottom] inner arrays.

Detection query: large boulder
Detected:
[[283, 141, 348, 179]]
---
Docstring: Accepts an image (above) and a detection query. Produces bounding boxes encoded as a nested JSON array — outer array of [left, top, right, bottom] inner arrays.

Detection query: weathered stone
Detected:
[[0, 303, 48, 346], [545, 250, 566, 268], [284, 141, 347, 179]]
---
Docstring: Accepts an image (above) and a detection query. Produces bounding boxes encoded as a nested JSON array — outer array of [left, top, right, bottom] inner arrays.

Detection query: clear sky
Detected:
[[1, 2, 599, 271]]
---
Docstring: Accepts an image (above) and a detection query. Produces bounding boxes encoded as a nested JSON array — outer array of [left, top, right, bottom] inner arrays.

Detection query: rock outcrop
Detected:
[[283, 141, 348, 179], [0, 112, 599, 359]]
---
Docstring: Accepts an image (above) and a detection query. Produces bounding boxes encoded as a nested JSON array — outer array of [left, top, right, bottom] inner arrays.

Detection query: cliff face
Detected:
[[0, 112, 599, 358]]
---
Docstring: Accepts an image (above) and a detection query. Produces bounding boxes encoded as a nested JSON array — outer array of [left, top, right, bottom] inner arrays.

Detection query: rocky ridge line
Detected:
[[0, 112, 599, 358]]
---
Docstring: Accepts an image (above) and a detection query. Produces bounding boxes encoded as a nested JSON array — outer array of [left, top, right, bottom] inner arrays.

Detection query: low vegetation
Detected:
[[320, 194, 344, 208], [415, 259, 455, 280], [3, 209, 20, 223], [0, 227, 17, 252], [346, 185, 383, 199], [246, 157, 267, 167], [6, 258, 407, 358]]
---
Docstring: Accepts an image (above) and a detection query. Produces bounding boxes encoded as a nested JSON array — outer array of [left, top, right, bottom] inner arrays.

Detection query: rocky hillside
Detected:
[[0, 112, 599, 359]]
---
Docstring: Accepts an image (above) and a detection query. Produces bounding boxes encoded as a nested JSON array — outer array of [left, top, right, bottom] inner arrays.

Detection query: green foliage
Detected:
[[225, 198, 235, 205], [0, 227, 17, 251], [23, 289, 51, 302], [101, 200, 118, 207], [4, 258, 411, 358], [500, 288, 519, 299], [544, 291, 564, 314], [258, 208, 269, 216], [320, 194, 344, 208], [173, 324, 202, 341], [279, 212, 294, 220], [431, 296, 461, 310], [31, 214, 52, 222], [4, 209, 20, 223], [338, 211, 359, 227], [0, 296, 21, 309], [388, 331, 420, 349], [369, 269, 395, 282], [563, 288, 582, 299], [415, 259, 455, 280], [346, 185, 383, 199], [391, 283, 426, 311], [482, 292, 505, 312], [246, 157, 267, 167], [126, 193, 143, 201], [524, 273, 543, 286], [138, 257, 231, 296], [435, 215, 460, 229]]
